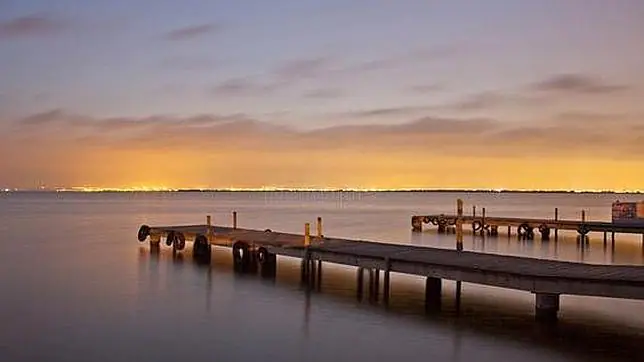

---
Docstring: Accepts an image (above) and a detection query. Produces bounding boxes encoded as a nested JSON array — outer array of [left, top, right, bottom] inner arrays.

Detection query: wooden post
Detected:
[[373, 269, 380, 302], [481, 207, 487, 236], [206, 215, 212, 241], [581, 210, 586, 223], [383, 258, 391, 306], [367, 268, 376, 302], [455, 280, 462, 314], [316, 217, 323, 237], [456, 199, 464, 251], [554, 208, 559, 241], [357, 267, 364, 301], [232, 211, 237, 229], [316, 259, 322, 292], [472, 206, 477, 232], [304, 223, 311, 247]]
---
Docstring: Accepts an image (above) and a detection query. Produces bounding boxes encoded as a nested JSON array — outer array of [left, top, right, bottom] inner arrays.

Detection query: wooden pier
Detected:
[[412, 208, 644, 244], [137, 208, 644, 322]]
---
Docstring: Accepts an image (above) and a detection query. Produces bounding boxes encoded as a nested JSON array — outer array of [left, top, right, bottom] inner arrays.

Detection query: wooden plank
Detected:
[[147, 224, 644, 284]]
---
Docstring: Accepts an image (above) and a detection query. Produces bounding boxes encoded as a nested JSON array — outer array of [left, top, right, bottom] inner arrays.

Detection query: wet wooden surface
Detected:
[[148, 225, 644, 284]]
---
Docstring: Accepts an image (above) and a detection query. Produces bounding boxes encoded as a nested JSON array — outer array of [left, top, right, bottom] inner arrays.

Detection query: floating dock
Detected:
[[137, 208, 644, 322]]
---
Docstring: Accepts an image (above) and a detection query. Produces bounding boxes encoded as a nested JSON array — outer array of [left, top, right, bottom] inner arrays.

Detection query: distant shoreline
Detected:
[[3, 189, 642, 194]]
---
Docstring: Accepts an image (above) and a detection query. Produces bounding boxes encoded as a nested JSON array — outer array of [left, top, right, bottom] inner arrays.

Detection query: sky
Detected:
[[0, 0, 643, 190]]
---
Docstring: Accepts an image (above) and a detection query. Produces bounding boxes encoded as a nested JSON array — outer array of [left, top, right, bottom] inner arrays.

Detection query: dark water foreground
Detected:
[[1, 191, 643, 362]]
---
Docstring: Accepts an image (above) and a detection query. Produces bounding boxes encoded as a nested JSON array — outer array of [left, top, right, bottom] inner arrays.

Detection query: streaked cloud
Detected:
[[274, 57, 333, 81], [530, 73, 629, 94], [0, 14, 67, 39], [3, 109, 643, 189], [209, 77, 286, 96], [407, 84, 444, 94], [303, 88, 344, 99], [163, 23, 218, 41]]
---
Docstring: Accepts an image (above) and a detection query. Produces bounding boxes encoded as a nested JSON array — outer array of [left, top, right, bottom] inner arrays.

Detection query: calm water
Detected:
[[1, 191, 644, 362]]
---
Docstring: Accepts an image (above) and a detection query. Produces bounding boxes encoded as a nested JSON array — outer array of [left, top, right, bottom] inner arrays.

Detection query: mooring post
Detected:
[[507, 225, 511, 237], [206, 215, 212, 241], [316, 216, 323, 237], [456, 199, 464, 251], [304, 222, 311, 247], [554, 208, 559, 241], [481, 207, 487, 236], [232, 211, 237, 229], [535, 292, 560, 322], [383, 258, 391, 306]]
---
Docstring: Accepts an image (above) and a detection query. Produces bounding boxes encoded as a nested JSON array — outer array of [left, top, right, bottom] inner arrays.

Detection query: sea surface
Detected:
[[1, 191, 644, 362]]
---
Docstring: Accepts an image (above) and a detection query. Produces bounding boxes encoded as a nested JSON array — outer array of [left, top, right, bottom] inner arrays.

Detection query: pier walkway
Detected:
[[137, 218, 644, 322]]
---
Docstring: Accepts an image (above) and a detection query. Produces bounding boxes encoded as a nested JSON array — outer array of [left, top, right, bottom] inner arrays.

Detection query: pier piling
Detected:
[[456, 199, 464, 251], [425, 277, 442, 312], [356, 267, 365, 301], [535, 293, 560, 322], [554, 208, 559, 241], [383, 258, 391, 306]]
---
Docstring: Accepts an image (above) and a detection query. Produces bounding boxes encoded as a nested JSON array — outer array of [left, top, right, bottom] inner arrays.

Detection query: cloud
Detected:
[[442, 91, 546, 111], [530, 73, 629, 94], [273, 57, 333, 81], [163, 23, 218, 41], [209, 77, 286, 96], [339, 106, 431, 119], [3, 110, 644, 189], [407, 84, 444, 94], [0, 14, 67, 39], [160, 55, 223, 70], [302, 88, 344, 99]]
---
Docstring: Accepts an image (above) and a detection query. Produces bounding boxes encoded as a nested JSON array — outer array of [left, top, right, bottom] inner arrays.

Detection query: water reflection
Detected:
[[136, 244, 644, 362]]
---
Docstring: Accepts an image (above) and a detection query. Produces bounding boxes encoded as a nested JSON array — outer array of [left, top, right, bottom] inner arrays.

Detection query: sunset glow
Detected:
[[1, 1, 643, 191]]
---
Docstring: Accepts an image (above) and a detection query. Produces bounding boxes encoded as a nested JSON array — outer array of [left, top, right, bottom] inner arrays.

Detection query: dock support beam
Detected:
[[554, 208, 559, 241], [357, 267, 365, 301], [316, 259, 322, 291], [232, 211, 237, 229], [425, 277, 442, 312], [456, 199, 464, 251], [383, 258, 391, 306], [535, 292, 559, 322]]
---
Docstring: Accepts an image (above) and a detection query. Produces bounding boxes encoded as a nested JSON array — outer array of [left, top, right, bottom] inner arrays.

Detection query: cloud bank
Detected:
[[1, 109, 642, 190]]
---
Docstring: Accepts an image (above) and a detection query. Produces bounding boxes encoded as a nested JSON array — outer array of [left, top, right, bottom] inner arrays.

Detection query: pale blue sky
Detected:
[[1, 0, 643, 128]]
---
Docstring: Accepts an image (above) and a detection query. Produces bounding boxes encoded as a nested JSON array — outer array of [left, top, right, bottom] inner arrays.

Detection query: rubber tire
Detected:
[[165, 231, 176, 246], [173, 232, 186, 251], [138, 225, 150, 242], [257, 247, 268, 264]]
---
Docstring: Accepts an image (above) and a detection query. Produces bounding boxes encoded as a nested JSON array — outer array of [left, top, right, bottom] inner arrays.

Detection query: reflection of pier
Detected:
[[412, 208, 644, 246], [137, 210, 644, 322]]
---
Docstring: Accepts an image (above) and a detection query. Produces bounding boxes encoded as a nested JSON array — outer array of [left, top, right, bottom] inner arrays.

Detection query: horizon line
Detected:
[[2, 186, 643, 194]]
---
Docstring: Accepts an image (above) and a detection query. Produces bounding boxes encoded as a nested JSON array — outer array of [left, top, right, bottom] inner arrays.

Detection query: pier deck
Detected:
[[140, 222, 644, 321], [411, 214, 644, 242]]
